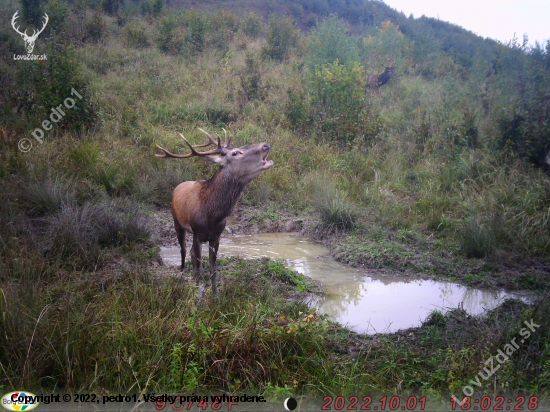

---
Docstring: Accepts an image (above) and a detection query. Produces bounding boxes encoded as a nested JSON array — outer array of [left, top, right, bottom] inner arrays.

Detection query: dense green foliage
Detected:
[[0, 0, 549, 402]]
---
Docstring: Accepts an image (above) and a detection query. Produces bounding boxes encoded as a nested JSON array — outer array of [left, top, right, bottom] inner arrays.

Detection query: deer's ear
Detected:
[[202, 155, 226, 166]]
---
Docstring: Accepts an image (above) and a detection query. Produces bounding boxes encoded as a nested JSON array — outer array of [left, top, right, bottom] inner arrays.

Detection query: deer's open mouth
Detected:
[[262, 146, 274, 168]]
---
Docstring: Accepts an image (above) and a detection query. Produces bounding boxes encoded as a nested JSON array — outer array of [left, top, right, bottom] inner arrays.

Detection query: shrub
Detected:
[[306, 15, 360, 68], [21, 0, 45, 27], [45, 0, 70, 36], [156, 15, 183, 54], [262, 15, 299, 61], [20, 42, 97, 130], [85, 13, 107, 43], [239, 53, 265, 108], [242, 12, 262, 38], [361, 21, 411, 69], [124, 22, 150, 48], [102, 0, 123, 15], [291, 61, 381, 145], [184, 10, 208, 54], [285, 87, 311, 130], [140, 0, 164, 17], [156, 10, 239, 55]]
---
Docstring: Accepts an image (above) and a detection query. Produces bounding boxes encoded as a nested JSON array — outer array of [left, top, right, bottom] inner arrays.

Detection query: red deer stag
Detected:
[[367, 66, 396, 90], [156, 129, 273, 295]]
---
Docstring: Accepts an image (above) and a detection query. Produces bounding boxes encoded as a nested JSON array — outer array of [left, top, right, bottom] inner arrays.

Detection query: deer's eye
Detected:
[[232, 151, 239, 156]]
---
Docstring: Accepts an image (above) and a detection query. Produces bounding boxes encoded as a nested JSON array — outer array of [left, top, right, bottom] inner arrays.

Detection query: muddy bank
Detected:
[[151, 205, 310, 247], [302, 218, 550, 291], [151, 205, 550, 292]]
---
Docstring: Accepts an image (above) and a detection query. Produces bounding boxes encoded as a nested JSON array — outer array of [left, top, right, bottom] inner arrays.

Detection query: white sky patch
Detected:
[[382, 0, 550, 46]]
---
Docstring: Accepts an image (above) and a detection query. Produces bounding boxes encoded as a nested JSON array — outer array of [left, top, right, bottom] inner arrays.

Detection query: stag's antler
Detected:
[[156, 129, 233, 159]]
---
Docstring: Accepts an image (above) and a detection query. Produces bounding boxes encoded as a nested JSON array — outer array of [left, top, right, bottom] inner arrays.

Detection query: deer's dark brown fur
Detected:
[[367, 66, 397, 89]]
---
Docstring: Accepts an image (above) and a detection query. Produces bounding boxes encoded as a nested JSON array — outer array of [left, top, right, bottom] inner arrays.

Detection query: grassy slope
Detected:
[[0, 0, 549, 403]]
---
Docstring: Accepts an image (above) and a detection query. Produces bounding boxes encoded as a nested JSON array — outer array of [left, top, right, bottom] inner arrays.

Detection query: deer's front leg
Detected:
[[209, 238, 220, 296], [191, 233, 202, 285]]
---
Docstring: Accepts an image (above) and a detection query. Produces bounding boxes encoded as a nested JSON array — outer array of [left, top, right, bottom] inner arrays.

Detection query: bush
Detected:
[[102, 0, 123, 15], [24, 43, 96, 130], [156, 10, 236, 55], [12, 42, 96, 131], [156, 15, 183, 54], [45, 0, 70, 36], [262, 15, 299, 61], [288, 61, 381, 145], [239, 53, 265, 108], [124, 22, 150, 48], [140, 0, 164, 17], [306, 15, 360, 67], [208, 11, 238, 53], [242, 12, 262, 38], [85, 13, 107, 43], [21, 0, 45, 27]]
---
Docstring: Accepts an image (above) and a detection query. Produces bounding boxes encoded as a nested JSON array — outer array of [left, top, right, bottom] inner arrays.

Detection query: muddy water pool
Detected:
[[161, 233, 532, 334]]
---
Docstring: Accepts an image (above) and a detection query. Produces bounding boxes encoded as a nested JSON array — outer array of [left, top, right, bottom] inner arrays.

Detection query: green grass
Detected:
[[1, 255, 547, 403]]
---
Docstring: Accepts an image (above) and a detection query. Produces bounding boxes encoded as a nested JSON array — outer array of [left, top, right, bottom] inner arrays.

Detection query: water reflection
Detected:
[[160, 233, 532, 334]]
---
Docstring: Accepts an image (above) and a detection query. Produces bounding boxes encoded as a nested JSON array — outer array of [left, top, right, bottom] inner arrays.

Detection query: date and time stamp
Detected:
[[319, 395, 542, 410]]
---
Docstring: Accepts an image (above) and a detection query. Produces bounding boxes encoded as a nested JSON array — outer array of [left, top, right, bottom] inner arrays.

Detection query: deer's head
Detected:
[[156, 129, 273, 184], [12, 10, 49, 54], [385, 66, 397, 78]]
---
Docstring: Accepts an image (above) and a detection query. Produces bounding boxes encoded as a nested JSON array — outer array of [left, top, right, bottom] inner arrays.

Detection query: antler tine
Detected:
[[223, 128, 233, 148], [155, 144, 194, 159], [156, 130, 227, 159], [179, 133, 222, 156], [197, 128, 221, 148]]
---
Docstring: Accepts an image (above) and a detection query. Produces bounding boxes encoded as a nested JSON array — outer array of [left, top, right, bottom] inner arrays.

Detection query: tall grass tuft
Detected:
[[45, 199, 151, 268], [22, 174, 76, 216], [315, 185, 359, 231], [461, 215, 495, 258]]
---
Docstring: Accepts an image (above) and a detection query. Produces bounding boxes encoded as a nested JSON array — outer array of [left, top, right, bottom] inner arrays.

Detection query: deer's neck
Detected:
[[201, 169, 247, 223]]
